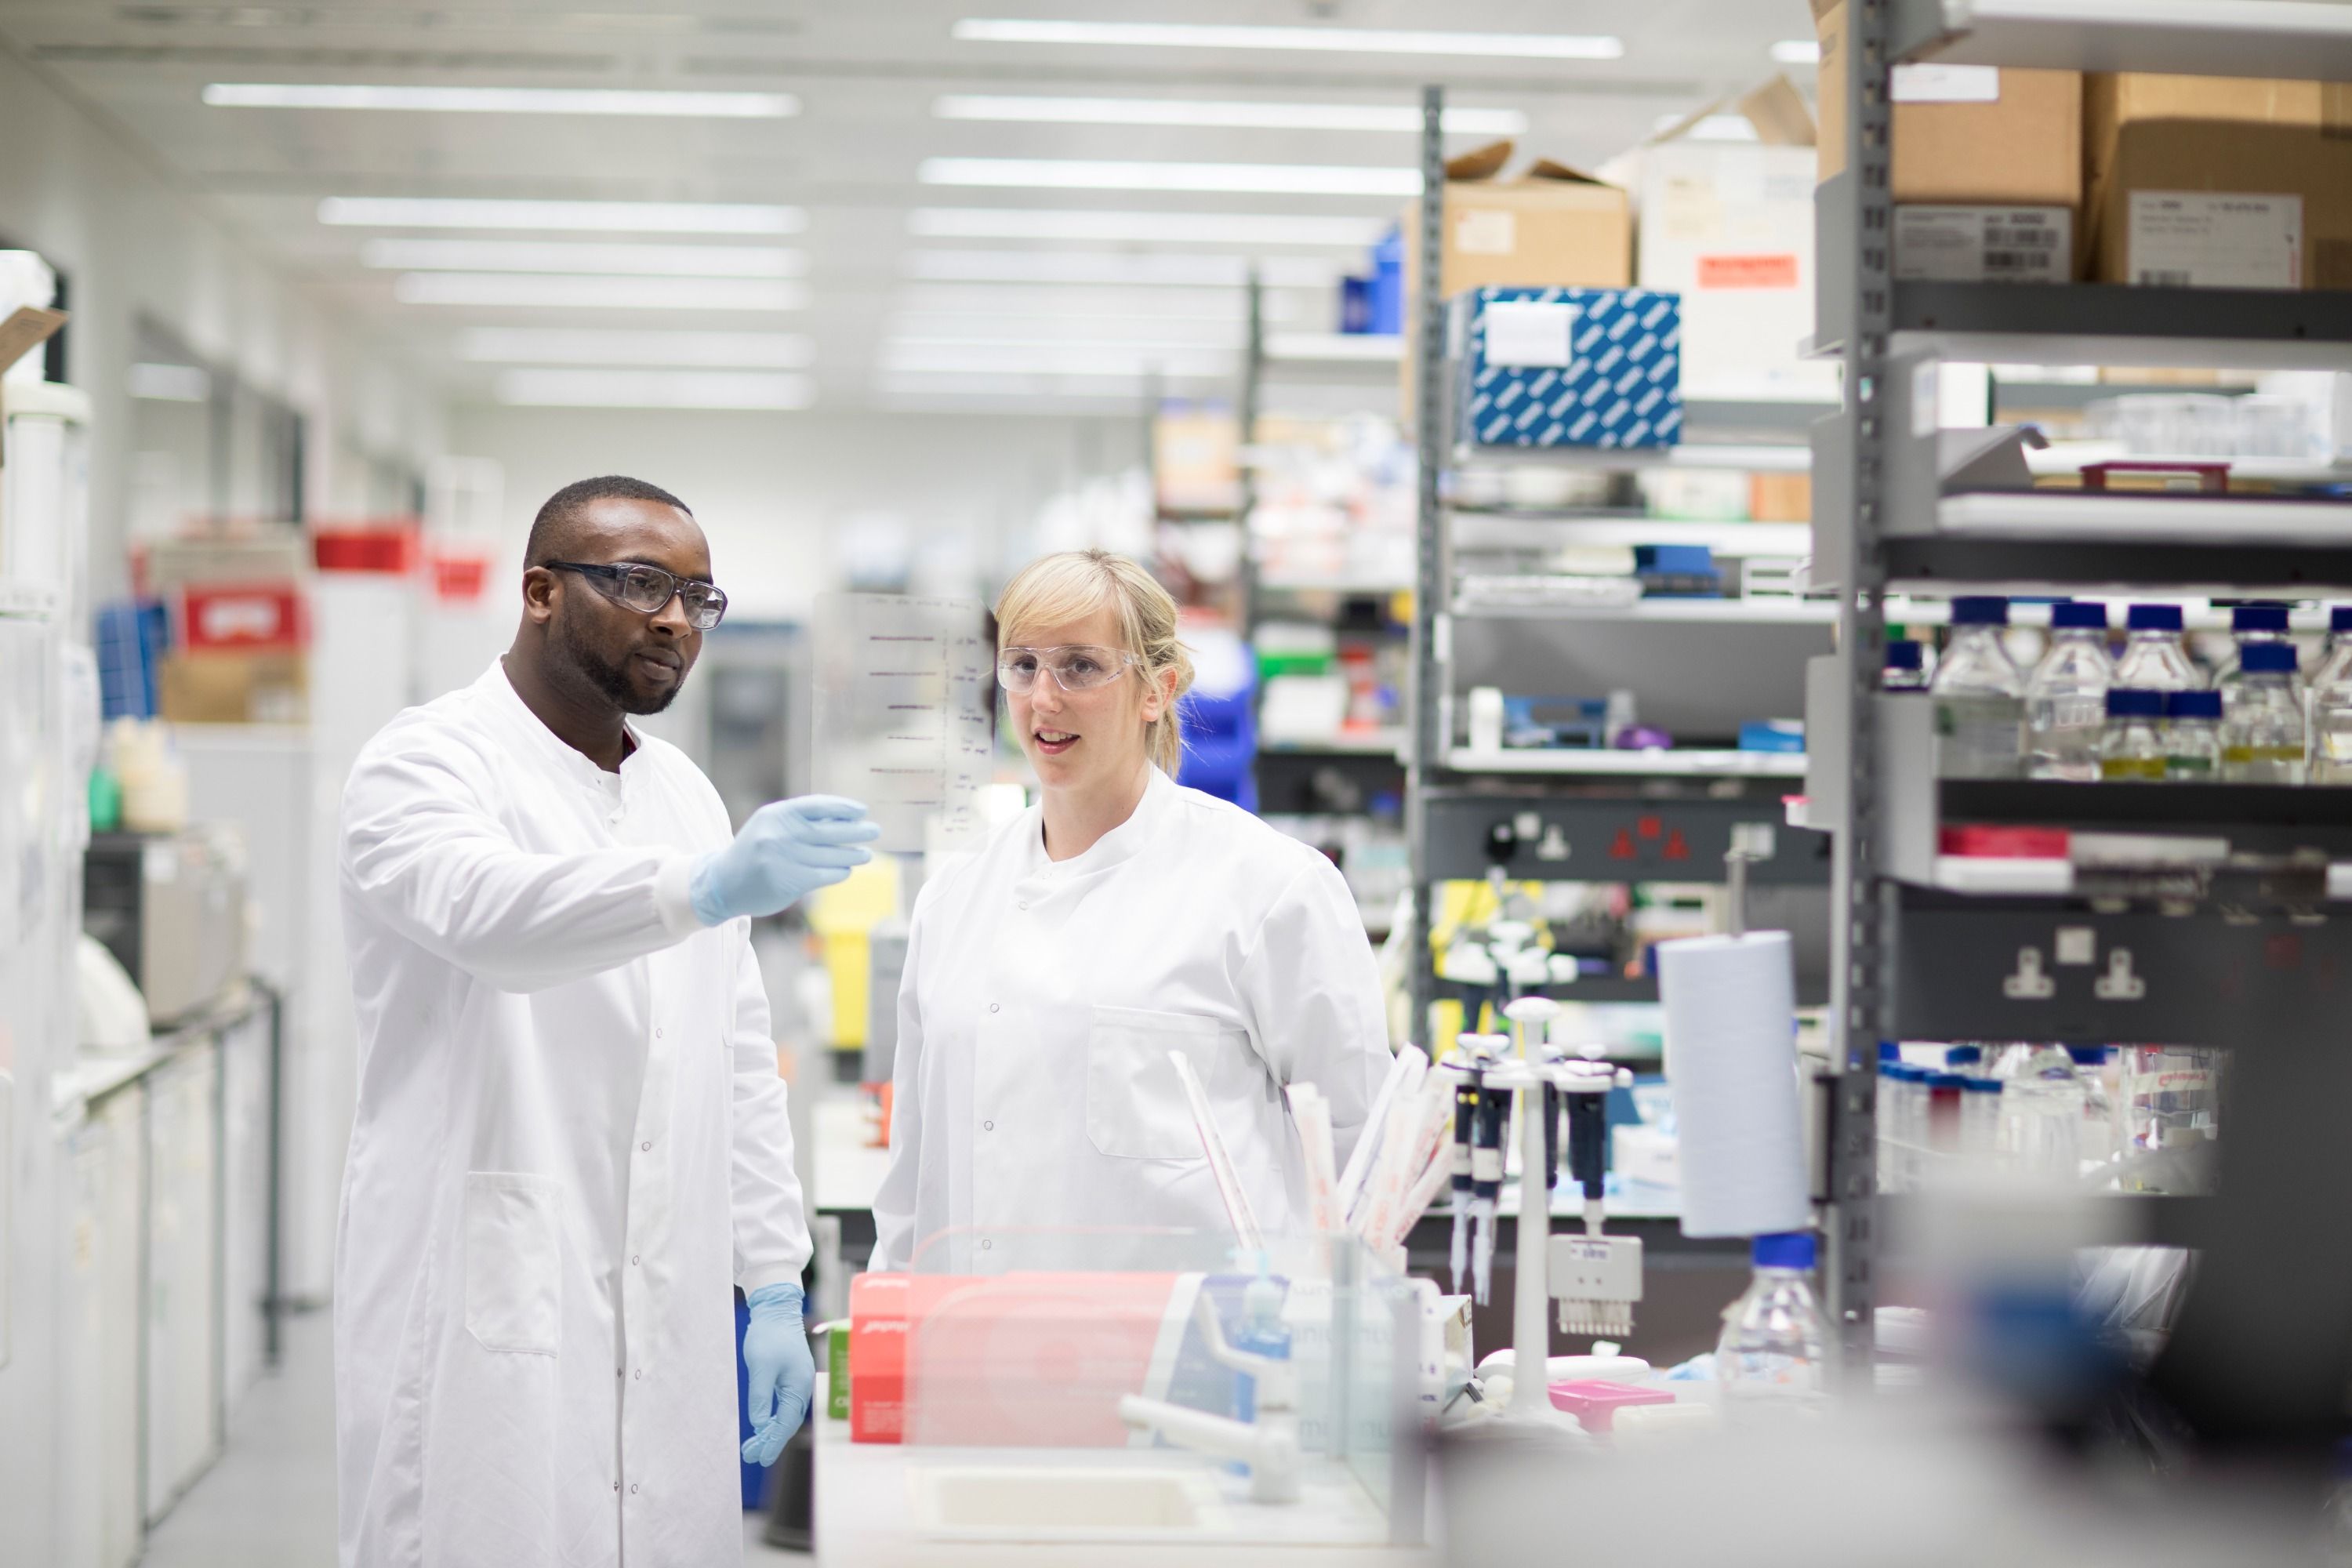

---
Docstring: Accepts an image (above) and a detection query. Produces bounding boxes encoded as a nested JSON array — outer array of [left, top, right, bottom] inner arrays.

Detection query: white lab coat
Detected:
[[335, 661, 809, 1568], [872, 768, 1388, 1273]]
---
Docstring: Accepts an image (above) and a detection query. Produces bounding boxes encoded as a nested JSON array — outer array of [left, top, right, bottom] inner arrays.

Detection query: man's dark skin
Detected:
[[503, 495, 711, 773]]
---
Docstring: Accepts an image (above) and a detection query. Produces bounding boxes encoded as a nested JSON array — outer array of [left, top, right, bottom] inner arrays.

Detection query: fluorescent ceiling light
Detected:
[[920, 158, 1417, 196], [903, 250, 1336, 288], [495, 368, 813, 409], [361, 239, 803, 276], [457, 328, 814, 367], [1770, 40, 1823, 64], [890, 314, 1243, 346], [880, 343, 1235, 378], [908, 208, 1382, 247], [393, 273, 808, 310], [205, 83, 796, 116], [931, 94, 1526, 135], [877, 371, 1206, 399], [894, 286, 1298, 322], [318, 198, 804, 234], [127, 361, 212, 401], [950, 20, 1622, 60]]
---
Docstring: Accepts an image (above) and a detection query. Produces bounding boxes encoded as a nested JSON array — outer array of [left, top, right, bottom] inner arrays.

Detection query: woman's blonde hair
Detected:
[[994, 549, 1196, 774]]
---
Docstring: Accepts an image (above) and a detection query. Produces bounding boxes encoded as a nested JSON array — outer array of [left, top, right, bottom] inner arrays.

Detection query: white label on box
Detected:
[[1483, 299, 1578, 368], [2128, 192, 2302, 289], [1454, 209, 1517, 256], [1893, 207, 2071, 283], [1911, 361, 1940, 438], [1890, 64, 2001, 103]]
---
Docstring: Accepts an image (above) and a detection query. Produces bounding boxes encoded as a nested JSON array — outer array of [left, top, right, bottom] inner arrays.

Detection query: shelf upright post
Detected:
[[1240, 267, 1265, 636], [1408, 83, 1448, 1042], [1824, 0, 1896, 1377]]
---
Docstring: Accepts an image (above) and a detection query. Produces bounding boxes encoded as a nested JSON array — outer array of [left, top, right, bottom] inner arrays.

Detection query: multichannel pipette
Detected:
[[1552, 1043, 1644, 1340]]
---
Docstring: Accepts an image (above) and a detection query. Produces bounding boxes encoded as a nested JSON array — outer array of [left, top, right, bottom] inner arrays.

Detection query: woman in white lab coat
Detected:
[[871, 549, 1392, 1272]]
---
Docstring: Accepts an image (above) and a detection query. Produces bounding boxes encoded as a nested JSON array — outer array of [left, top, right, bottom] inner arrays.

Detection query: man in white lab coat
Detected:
[[335, 475, 877, 1567]]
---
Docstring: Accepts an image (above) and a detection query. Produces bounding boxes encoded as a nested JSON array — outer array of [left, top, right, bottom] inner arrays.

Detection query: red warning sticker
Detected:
[[1697, 253, 1800, 289]]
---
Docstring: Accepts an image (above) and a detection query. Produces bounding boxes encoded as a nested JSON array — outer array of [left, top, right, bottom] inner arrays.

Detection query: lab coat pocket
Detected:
[[1085, 1006, 1235, 1161], [463, 1171, 562, 1356]]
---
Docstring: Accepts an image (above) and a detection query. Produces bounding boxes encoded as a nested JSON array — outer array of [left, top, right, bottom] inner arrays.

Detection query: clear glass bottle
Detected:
[[2114, 603, 2202, 694], [2310, 614, 2352, 783], [1883, 638, 1930, 692], [2215, 601, 2303, 716], [2067, 1046, 2118, 1170], [1931, 596, 2025, 779], [2221, 642, 2306, 782], [2099, 688, 2169, 781], [1716, 1232, 1827, 1422], [2024, 600, 2113, 782], [2002, 1045, 2086, 1185], [2164, 689, 2223, 781]]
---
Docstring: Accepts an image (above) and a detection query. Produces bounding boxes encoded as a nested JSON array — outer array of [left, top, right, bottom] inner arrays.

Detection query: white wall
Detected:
[[0, 44, 442, 599], [444, 404, 1145, 628]]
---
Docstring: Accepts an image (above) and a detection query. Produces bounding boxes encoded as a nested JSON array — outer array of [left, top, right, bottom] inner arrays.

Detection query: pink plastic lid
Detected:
[[1547, 1378, 1675, 1434]]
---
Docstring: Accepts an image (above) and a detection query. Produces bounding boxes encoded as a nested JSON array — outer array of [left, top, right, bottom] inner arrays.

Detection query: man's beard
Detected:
[[552, 603, 680, 716]]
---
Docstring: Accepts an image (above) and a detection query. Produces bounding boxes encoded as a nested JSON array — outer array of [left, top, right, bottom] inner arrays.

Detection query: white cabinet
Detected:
[[54, 1091, 144, 1568], [142, 1044, 220, 1523]]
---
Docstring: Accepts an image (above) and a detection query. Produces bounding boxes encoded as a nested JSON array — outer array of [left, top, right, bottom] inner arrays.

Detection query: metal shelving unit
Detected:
[[1402, 84, 1833, 1033], [1811, 0, 2352, 1422]]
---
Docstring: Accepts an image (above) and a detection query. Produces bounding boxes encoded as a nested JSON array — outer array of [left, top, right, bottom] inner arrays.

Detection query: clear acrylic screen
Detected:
[[811, 592, 993, 854]]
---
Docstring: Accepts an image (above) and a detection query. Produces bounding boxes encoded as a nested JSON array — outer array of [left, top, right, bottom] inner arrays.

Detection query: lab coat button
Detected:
[[630, 1484, 640, 1495], [989, 1003, 1000, 1014], [634, 1369, 644, 1380], [613, 1481, 620, 1491], [980, 1239, 993, 1250], [631, 1254, 641, 1266], [983, 1120, 994, 1131], [641, 1141, 652, 1152]]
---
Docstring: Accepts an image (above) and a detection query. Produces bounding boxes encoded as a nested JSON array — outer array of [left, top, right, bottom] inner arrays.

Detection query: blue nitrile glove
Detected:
[[691, 795, 880, 925], [741, 1282, 815, 1466]]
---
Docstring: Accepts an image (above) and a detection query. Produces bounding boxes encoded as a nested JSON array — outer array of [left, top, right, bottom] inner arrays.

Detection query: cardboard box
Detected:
[[1814, 0, 2082, 209], [1454, 286, 1682, 451], [2082, 74, 2352, 288], [1894, 206, 2074, 282], [1616, 77, 1835, 401], [1151, 408, 1240, 517], [158, 651, 309, 725], [1405, 143, 1632, 300]]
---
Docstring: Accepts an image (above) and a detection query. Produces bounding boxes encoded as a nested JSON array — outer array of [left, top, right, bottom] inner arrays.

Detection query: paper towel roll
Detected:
[[1657, 931, 1809, 1238]]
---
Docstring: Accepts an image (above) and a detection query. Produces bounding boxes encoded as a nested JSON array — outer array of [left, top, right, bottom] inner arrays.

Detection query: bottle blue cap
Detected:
[[1878, 1041, 1900, 1062], [1944, 1044, 1982, 1066], [2333, 606, 2352, 633], [1962, 1076, 2003, 1094], [2050, 601, 2108, 630], [2067, 1046, 2110, 1066], [2231, 603, 2290, 633], [1951, 596, 2009, 626], [2128, 604, 2184, 632], [2105, 688, 2164, 717], [1886, 639, 1925, 670], [1752, 1232, 1817, 1271], [2242, 642, 2298, 673], [2167, 689, 2223, 720]]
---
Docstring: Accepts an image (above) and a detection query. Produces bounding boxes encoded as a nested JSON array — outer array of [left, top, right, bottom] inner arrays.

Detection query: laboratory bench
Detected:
[[810, 1087, 1743, 1368]]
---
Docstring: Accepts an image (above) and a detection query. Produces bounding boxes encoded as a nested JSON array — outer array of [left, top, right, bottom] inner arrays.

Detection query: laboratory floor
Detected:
[[140, 1309, 808, 1567]]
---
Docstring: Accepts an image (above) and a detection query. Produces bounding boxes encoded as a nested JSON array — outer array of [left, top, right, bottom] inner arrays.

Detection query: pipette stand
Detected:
[[1436, 1045, 1637, 1431]]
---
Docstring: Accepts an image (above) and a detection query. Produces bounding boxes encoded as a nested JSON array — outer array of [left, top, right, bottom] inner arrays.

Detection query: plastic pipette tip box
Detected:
[[1548, 1378, 1675, 1435]]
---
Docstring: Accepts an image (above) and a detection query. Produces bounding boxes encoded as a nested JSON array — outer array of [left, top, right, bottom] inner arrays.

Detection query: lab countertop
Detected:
[[814, 1382, 1435, 1567]]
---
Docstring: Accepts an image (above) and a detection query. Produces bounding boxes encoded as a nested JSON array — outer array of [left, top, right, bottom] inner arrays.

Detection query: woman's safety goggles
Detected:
[[996, 644, 1142, 694], [546, 560, 728, 630]]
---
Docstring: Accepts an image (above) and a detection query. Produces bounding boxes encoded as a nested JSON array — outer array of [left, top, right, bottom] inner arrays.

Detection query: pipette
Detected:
[[1465, 1034, 1512, 1305], [1552, 1044, 1643, 1340], [1336, 1046, 1423, 1225], [1447, 1049, 1481, 1294], [1168, 1048, 1263, 1251]]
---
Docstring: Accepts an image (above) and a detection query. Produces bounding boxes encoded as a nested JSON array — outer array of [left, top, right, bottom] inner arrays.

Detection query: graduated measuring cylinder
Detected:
[[812, 592, 993, 854]]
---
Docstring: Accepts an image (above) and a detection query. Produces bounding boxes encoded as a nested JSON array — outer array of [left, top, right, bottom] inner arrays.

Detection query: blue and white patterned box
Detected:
[[1454, 285, 1682, 450]]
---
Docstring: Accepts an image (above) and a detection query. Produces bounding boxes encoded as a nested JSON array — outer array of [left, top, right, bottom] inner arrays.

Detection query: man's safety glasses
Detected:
[[546, 560, 728, 630], [996, 644, 1142, 694]]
